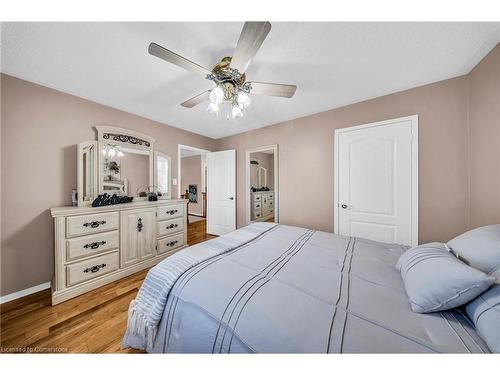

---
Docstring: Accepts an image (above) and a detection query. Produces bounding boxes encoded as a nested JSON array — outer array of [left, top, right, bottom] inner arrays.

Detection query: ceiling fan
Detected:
[[148, 22, 297, 119]]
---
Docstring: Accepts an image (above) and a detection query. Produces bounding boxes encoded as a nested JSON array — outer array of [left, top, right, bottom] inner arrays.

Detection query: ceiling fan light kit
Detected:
[[148, 21, 297, 120]]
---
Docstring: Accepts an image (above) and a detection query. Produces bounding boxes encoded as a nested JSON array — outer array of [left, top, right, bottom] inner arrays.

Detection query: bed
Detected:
[[123, 222, 490, 353]]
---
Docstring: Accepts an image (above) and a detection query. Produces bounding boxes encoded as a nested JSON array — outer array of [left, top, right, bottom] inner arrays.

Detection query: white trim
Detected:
[[177, 144, 211, 199], [0, 282, 51, 304], [334, 115, 419, 246], [245, 144, 279, 225]]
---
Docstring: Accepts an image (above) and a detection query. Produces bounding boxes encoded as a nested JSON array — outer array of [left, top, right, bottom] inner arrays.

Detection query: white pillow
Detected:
[[397, 243, 495, 313], [448, 225, 500, 279]]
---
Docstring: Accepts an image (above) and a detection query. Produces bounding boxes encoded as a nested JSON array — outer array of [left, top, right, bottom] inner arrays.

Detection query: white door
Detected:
[[335, 116, 418, 246], [207, 149, 236, 235]]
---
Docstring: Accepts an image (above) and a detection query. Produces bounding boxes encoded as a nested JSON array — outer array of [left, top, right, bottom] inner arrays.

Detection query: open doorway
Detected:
[[178, 144, 214, 245], [245, 145, 279, 225]]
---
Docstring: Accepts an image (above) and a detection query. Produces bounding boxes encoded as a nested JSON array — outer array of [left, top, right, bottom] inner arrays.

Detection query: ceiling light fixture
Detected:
[[148, 22, 297, 120]]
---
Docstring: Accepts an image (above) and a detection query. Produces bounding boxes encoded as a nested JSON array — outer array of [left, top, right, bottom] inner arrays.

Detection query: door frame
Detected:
[[245, 144, 279, 225], [333, 115, 419, 246], [177, 144, 211, 199]]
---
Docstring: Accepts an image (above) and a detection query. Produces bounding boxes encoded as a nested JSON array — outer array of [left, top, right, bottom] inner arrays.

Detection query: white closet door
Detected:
[[335, 116, 418, 246], [206, 149, 236, 235]]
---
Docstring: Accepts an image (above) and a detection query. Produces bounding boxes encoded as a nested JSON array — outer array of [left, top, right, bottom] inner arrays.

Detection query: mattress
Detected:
[[123, 224, 490, 353]]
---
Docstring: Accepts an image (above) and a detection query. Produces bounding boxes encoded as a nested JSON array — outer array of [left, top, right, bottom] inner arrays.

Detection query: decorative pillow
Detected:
[[396, 242, 495, 313], [465, 284, 500, 353], [448, 225, 500, 279]]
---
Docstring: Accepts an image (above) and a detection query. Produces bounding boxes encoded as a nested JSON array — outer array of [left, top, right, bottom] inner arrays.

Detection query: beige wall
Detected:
[[0, 74, 216, 296], [218, 76, 471, 242], [217, 44, 500, 243], [468, 44, 500, 227], [181, 155, 203, 216]]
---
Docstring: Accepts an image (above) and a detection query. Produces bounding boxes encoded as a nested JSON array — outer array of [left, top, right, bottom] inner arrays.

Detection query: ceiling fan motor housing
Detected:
[[206, 56, 252, 102]]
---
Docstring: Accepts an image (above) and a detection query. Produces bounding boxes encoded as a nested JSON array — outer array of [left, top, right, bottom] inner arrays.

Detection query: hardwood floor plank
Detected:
[[0, 220, 214, 353]]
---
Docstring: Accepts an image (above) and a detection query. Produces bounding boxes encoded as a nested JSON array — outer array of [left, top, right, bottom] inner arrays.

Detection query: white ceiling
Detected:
[[1, 22, 499, 139]]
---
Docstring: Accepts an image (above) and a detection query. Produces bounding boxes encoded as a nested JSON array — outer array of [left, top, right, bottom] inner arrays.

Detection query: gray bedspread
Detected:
[[123, 224, 490, 353]]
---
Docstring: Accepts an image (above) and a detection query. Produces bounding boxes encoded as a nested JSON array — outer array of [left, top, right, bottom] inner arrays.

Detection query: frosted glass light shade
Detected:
[[209, 87, 224, 104], [238, 92, 251, 109]]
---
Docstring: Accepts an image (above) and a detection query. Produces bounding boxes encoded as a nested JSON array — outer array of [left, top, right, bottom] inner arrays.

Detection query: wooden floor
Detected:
[[0, 220, 215, 354]]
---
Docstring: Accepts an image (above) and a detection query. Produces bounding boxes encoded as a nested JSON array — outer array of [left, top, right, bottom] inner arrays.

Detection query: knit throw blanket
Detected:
[[124, 222, 277, 350]]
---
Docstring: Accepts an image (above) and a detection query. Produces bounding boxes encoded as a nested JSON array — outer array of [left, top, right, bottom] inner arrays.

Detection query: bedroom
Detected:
[[1, 0, 500, 373]]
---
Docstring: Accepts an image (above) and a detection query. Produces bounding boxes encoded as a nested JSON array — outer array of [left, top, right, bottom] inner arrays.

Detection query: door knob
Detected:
[[228, 197, 234, 200], [341, 204, 348, 209]]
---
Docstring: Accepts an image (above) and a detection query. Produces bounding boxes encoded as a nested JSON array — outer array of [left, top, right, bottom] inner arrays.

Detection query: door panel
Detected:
[[120, 208, 156, 267], [337, 117, 417, 246], [207, 150, 236, 235]]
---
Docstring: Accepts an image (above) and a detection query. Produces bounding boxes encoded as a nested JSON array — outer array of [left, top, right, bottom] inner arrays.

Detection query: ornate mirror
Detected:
[[77, 126, 174, 206], [96, 126, 155, 198]]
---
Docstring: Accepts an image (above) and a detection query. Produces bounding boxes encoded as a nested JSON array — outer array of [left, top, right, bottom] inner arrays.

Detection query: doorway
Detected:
[[178, 144, 213, 245], [245, 145, 279, 225], [334, 115, 418, 246]]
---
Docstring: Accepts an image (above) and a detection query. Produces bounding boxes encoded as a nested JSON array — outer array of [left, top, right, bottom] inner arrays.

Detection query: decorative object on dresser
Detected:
[[52, 126, 183, 305], [251, 191, 274, 221], [91, 193, 134, 207]]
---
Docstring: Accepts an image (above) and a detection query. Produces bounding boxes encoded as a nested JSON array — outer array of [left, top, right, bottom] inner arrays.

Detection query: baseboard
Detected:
[[0, 282, 51, 304]]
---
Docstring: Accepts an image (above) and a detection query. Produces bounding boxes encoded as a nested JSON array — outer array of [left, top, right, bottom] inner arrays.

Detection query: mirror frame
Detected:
[[154, 151, 172, 199]]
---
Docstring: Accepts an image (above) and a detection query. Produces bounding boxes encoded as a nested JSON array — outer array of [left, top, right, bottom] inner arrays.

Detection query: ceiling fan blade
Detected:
[[249, 81, 297, 98], [180, 90, 211, 108], [149, 42, 211, 77], [230, 22, 272, 73]]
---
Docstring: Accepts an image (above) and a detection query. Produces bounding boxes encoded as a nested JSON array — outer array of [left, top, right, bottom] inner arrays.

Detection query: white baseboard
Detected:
[[0, 282, 51, 304]]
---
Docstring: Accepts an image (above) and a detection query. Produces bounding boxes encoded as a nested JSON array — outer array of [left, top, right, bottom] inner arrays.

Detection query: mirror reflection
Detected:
[[101, 144, 149, 196]]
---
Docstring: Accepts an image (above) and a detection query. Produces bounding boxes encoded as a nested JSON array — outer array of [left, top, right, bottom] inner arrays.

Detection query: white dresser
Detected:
[[50, 199, 188, 305], [251, 191, 274, 221]]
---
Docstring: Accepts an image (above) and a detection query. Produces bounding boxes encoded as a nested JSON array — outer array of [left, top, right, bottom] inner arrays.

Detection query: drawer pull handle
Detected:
[[84, 241, 106, 249], [166, 240, 179, 247], [137, 218, 143, 232], [83, 220, 106, 228], [166, 223, 179, 230], [83, 263, 106, 273], [166, 209, 179, 215]]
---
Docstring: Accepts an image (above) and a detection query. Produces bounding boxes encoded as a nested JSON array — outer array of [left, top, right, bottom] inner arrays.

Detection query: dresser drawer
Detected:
[[157, 232, 185, 255], [263, 207, 274, 217], [254, 211, 262, 219], [66, 251, 119, 287], [157, 217, 184, 237], [66, 230, 119, 261], [253, 202, 263, 211], [66, 212, 119, 238], [157, 204, 184, 221], [267, 193, 274, 200], [263, 199, 274, 209], [253, 194, 261, 202]]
